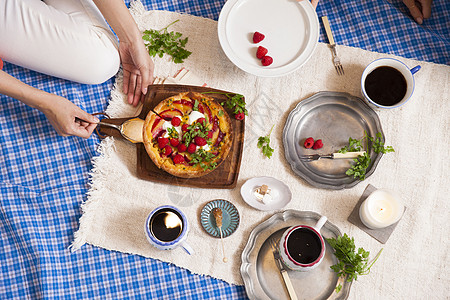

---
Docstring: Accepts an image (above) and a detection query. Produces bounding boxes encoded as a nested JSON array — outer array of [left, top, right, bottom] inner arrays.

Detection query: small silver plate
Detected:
[[240, 210, 351, 300], [282, 91, 384, 189]]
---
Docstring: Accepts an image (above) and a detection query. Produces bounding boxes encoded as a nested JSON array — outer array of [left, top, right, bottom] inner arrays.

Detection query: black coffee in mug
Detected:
[[287, 227, 322, 264], [364, 66, 407, 106], [150, 208, 183, 242]]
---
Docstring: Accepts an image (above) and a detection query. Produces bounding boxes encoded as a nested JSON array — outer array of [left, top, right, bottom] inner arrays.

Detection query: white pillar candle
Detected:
[[359, 189, 404, 229]]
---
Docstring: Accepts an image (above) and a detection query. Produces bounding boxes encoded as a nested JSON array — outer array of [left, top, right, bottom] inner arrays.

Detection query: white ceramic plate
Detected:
[[240, 176, 292, 211], [218, 0, 319, 77]]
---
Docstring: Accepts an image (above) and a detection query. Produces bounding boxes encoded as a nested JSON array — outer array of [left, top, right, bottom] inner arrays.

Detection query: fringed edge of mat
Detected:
[[70, 137, 117, 252]]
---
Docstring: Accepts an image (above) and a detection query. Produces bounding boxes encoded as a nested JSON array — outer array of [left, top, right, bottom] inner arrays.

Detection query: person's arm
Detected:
[[93, 0, 154, 106], [402, 0, 433, 24], [0, 70, 99, 138]]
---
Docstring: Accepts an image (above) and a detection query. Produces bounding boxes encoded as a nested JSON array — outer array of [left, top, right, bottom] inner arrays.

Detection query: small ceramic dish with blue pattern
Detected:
[[200, 199, 240, 238]]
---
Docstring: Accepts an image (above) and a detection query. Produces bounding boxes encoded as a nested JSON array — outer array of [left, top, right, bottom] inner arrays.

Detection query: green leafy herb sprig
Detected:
[[183, 121, 209, 146], [339, 131, 394, 180], [203, 92, 248, 116], [166, 127, 179, 139], [190, 149, 218, 171], [193, 99, 200, 112], [142, 20, 192, 63], [327, 234, 383, 293], [221, 93, 248, 116], [257, 125, 275, 158]]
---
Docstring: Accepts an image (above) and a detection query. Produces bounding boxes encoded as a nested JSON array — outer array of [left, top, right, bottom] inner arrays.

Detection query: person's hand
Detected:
[[41, 94, 99, 138], [402, 0, 433, 24], [119, 39, 154, 107], [92, 0, 155, 106], [0, 69, 99, 139]]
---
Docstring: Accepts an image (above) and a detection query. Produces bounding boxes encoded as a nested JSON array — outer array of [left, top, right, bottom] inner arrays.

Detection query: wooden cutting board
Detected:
[[98, 84, 245, 189]]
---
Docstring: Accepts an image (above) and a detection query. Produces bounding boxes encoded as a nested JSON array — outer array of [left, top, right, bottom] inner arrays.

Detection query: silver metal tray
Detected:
[[282, 91, 384, 189], [240, 210, 351, 300]]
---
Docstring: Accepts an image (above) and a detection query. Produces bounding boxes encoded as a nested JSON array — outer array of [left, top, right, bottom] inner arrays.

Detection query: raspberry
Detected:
[[172, 154, 185, 164], [178, 143, 187, 152], [182, 124, 189, 132], [158, 137, 169, 148], [261, 56, 273, 66], [162, 145, 172, 156], [188, 143, 197, 154], [235, 112, 245, 120], [207, 130, 213, 139], [170, 138, 180, 147], [197, 118, 206, 125], [194, 137, 207, 146], [171, 117, 181, 127], [253, 32, 265, 43], [304, 137, 314, 149], [256, 46, 268, 59], [312, 139, 324, 150]]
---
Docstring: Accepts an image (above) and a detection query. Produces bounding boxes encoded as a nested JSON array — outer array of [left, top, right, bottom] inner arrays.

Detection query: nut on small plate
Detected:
[[259, 184, 269, 195], [254, 184, 274, 204]]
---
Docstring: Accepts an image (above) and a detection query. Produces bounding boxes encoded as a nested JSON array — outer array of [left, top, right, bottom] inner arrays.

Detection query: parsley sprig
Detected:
[[345, 152, 371, 180], [183, 121, 208, 146], [190, 149, 218, 171], [339, 131, 394, 180], [142, 20, 192, 63], [203, 92, 248, 116], [166, 127, 179, 139], [257, 125, 275, 158], [371, 132, 395, 154], [327, 234, 383, 293], [193, 99, 200, 111], [221, 93, 248, 116]]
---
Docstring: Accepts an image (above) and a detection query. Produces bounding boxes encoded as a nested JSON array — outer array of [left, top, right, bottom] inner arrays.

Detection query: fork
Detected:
[[322, 16, 345, 75], [299, 154, 334, 162], [269, 238, 298, 300]]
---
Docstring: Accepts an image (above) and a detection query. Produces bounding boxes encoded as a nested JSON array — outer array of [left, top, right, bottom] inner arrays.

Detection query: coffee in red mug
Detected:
[[279, 216, 327, 271]]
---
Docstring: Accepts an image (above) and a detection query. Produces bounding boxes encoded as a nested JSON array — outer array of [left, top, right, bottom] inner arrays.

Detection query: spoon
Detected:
[[212, 208, 228, 263], [98, 117, 144, 143]]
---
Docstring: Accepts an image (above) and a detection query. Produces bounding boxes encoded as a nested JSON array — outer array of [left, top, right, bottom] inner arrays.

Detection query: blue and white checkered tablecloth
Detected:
[[0, 0, 448, 299]]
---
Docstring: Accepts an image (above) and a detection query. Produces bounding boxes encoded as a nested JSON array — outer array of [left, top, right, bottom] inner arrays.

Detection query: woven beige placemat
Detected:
[[72, 2, 450, 298]]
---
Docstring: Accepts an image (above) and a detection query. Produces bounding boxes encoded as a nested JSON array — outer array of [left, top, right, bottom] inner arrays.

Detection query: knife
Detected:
[[300, 151, 366, 162], [270, 239, 298, 300]]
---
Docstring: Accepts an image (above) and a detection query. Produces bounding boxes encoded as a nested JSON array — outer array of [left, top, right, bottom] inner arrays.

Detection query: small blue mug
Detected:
[[145, 205, 194, 255]]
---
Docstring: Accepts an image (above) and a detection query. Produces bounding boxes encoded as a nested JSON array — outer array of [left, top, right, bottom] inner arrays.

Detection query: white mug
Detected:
[[279, 215, 327, 271], [361, 58, 420, 109], [145, 205, 194, 255]]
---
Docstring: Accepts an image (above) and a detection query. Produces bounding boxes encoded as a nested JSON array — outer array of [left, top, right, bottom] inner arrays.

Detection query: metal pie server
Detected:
[[269, 238, 298, 300], [98, 117, 144, 143], [300, 151, 366, 162]]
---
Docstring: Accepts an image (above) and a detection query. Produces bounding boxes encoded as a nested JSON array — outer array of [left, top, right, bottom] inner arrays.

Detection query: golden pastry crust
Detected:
[[143, 92, 233, 178]]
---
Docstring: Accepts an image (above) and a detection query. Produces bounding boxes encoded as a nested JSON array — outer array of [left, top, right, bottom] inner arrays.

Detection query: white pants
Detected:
[[0, 0, 120, 84]]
